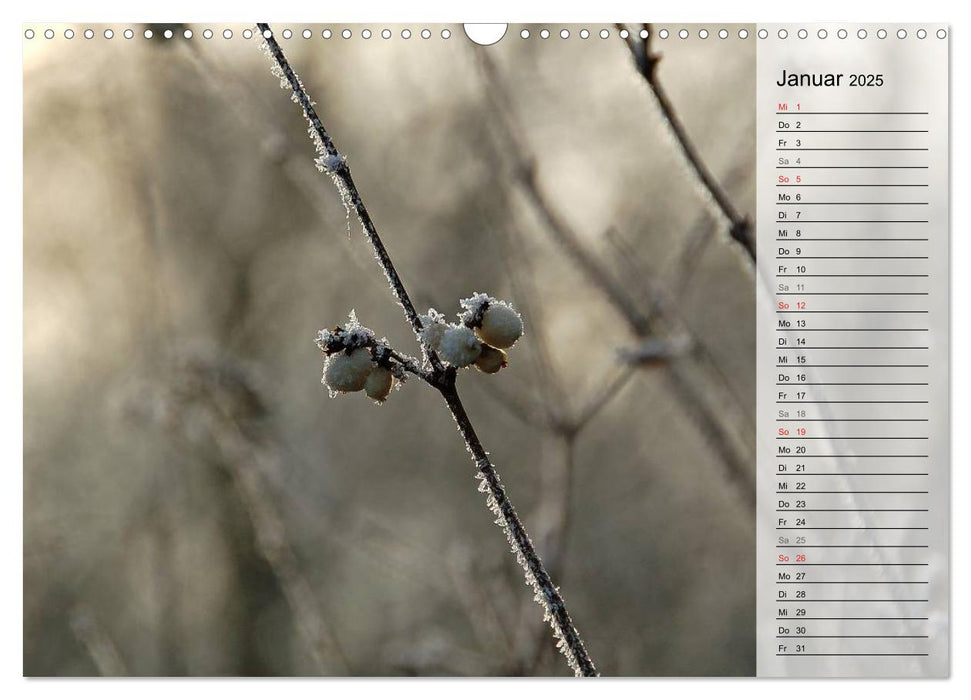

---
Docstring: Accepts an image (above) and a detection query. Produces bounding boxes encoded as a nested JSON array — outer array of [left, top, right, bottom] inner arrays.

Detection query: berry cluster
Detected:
[[315, 295, 523, 405], [315, 312, 407, 403], [421, 293, 524, 373]]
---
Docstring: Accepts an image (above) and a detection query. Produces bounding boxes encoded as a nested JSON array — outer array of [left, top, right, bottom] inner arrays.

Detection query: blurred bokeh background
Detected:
[[24, 22, 756, 676]]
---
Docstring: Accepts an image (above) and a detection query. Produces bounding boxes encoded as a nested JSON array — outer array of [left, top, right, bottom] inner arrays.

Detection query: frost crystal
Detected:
[[314, 152, 347, 174], [419, 309, 448, 351], [473, 466, 587, 677], [314, 313, 414, 398], [458, 292, 493, 326], [315, 311, 376, 356]]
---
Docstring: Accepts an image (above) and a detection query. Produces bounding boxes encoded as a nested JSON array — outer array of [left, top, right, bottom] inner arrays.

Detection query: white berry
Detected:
[[323, 347, 372, 393], [438, 325, 483, 367], [365, 365, 394, 403], [476, 302, 523, 349], [474, 344, 508, 374]]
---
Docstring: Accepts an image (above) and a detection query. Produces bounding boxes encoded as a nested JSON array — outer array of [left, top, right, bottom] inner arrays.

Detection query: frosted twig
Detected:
[[618, 23, 755, 261], [438, 384, 596, 676], [256, 23, 597, 677], [256, 24, 443, 373], [488, 219, 634, 673]]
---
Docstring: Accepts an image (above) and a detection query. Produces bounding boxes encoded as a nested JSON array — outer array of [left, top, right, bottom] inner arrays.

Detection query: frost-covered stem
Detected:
[[257, 24, 595, 676], [257, 23, 443, 372], [439, 381, 597, 677], [618, 23, 755, 261], [388, 349, 436, 383]]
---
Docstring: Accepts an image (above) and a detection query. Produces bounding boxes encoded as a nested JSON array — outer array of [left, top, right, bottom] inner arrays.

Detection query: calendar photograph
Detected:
[[21, 20, 948, 679]]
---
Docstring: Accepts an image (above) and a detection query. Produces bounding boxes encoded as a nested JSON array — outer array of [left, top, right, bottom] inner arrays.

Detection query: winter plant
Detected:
[[256, 24, 597, 676]]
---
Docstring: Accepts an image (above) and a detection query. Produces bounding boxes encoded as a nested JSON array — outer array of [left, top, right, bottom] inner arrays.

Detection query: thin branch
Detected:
[[256, 24, 597, 677], [570, 368, 636, 433], [475, 377, 551, 431], [438, 384, 596, 676], [603, 226, 758, 442], [488, 214, 637, 674], [618, 23, 755, 261], [256, 24, 443, 374]]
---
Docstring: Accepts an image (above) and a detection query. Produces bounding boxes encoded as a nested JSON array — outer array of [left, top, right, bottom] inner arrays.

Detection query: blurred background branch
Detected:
[[617, 23, 755, 261]]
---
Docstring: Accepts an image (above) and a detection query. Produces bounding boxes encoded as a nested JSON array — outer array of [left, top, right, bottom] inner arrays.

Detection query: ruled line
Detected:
[[775, 654, 929, 657], [776, 202, 929, 205], [775, 383, 928, 386], [776, 564, 928, 567], [775, 130, 928, 133], [774, 239, 930, 242], [776, 582, 929, 585], [775, 166, 929, 169], [774, 111, 929, 115], [774, 220, 929, 223], [776, 509, 929, 513], [775, 292, 929, 295], [775, 401, 929, 404], [776, 636, 929, 639], [776, 148, 929, 151], [776, 258, 929, 261]]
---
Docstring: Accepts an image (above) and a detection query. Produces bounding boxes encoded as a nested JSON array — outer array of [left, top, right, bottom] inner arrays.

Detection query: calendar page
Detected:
[[21, 21, 949, 678]]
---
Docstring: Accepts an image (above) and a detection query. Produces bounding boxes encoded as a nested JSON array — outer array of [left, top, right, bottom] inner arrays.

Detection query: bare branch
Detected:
[[256, 24, 443, 373], [438, 384, 596, 676], [618, 23, 755, 261]]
